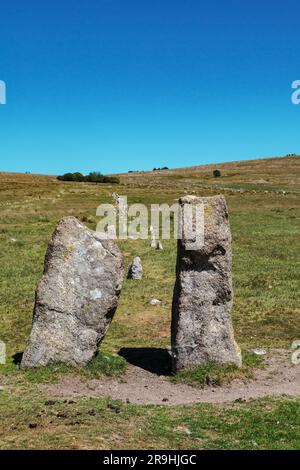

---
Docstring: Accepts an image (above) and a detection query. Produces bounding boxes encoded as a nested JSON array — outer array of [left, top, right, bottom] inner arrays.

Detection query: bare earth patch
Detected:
[[43, 349, 300, 405]]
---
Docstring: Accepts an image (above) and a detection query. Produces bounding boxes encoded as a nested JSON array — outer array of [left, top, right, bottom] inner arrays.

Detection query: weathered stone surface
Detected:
[[171, 195, 242, 372], [21, 217, 124, 368], [127, 257, 143, 280]]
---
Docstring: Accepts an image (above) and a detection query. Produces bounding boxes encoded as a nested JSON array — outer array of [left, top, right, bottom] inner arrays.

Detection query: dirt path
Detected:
[[44, 349, 300, 405]]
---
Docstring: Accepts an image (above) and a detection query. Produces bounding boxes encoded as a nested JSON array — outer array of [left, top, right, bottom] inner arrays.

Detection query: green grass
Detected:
[[0, 157, 300, 449], [0, 352, 127, 384], [145, 398, 300, 450], [25, 353, 127, 384], [0, 390, 300, 449]]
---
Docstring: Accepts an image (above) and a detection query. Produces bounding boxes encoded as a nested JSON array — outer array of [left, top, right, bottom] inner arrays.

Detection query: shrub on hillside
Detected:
[[213, 169, 221, 178], [57, 172, 120, 184]]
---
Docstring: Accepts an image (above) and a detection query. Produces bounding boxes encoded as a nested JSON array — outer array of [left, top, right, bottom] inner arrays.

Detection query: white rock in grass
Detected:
[[291, 340, 300, 350], [251, 348, 267, 356], [149, 298, 162, 306], [291, 351, 300, 366]]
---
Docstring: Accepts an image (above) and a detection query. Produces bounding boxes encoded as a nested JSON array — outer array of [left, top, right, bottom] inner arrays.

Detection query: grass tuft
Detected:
[[21, 352, 127, 384], [171, 350, 263, 388], [84, 352, 127, 378]]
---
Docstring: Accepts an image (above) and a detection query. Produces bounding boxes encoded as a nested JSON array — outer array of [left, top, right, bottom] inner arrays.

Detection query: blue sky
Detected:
[[0, 0, 300, 174]]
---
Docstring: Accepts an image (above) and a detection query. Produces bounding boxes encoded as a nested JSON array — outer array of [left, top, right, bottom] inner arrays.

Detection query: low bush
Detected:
[[57, 171, 120, 184]]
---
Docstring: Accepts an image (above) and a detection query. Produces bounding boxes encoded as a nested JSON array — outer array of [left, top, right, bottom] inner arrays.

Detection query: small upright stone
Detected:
[[150, 238, 156, 248], [171, 195, 241, 372], [21, 217, 124, 368], [0, 341, 6, 365], [149, 227, 156, 248], [127, 257, 143, 280]]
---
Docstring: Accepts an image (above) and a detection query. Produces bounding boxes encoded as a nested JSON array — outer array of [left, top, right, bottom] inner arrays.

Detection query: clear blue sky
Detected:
[[0, 0, 300, 174]]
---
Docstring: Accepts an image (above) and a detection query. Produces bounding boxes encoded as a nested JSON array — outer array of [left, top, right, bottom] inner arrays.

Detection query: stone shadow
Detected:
[[12, 351, 23, 365], [118, 347, 172, 376]]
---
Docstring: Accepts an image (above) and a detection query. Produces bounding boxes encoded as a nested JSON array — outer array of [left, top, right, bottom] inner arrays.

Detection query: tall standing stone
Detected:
[[21, 217, 124, 368], [171, 195, 241, 372]]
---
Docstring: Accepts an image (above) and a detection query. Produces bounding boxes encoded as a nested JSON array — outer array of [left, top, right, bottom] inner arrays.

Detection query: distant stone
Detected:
[[128, 257, 143, 280], [150, 238, 156, 248], [156, 241, 163, 250], [0, 341, 6, 365], [291, 340, 300, 350], [171, 195, 242, 372], [21, 217, 124, 368], [251, 348, 267, 356], [149, 226, 157, 248], [149, 298, 162, 306]]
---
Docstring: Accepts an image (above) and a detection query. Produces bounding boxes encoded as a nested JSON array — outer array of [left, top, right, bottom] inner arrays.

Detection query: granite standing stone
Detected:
[[21, 217, 124, 368], [171, 195, 242, 372]]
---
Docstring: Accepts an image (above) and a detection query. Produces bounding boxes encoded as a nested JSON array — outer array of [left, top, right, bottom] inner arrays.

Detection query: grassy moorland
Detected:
[[0, 154, 300, 449]]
